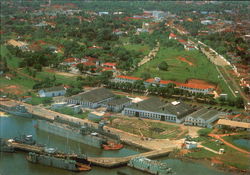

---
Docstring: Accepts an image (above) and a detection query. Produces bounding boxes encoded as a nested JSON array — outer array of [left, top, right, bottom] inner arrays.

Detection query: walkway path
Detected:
[[137, 42, 160, 67], [198, 145, 220, 154], [209, 133, 250, 155]]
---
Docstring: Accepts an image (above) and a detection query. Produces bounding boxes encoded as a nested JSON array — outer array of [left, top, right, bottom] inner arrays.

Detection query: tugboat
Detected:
[[26, 148, 91, 172], [102, 141, 123, 150]]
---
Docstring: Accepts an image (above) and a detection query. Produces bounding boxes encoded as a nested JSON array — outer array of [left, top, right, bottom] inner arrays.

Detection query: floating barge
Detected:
[[128, 157, 172, 175], [27, 150, 91, 172]]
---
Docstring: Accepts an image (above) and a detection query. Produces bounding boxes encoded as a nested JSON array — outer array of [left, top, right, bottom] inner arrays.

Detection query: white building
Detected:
[[38, 86, 66, 98], [122, 97, 194, 123], [114, 75, 142, 84], [184, 108, 225, 128], [67, 88, 115, 109]]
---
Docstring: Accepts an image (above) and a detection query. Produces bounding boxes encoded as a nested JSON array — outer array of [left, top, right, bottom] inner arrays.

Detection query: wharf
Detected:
[[1, 99, 178, 168], [9, 142, 44, 153], [88, 147, 172, 168]]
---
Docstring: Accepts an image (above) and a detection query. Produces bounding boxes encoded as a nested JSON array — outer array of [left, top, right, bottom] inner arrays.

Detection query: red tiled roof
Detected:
[[178, 83, 214, 90], [102, 67, 115, 72], [145, 78, 177, 85], [178, 39, 187, 43], [102, 62, 117, 67], [169, 33, 177, 38], [64, 57, 79, 63], [84, 62, 96, 66], [85, 56, 98, 62], [116, 75, 142, 81]]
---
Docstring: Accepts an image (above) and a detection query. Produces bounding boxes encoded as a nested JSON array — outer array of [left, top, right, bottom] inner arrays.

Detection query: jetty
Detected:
[[8, 142, 44, 153], [88, 147, 172, 168]]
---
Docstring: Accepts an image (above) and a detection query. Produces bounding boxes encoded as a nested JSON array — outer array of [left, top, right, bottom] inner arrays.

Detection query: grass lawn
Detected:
[[124, 44, 151, 56], [1, 45, 21, 68], [109, 117, 183, 139], [36, 71, 77, 85], [185, 148, 216, 159], [131, 47, 233, 96]]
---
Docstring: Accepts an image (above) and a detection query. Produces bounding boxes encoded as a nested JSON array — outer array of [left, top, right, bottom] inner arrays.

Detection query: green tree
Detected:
[[158, 61, 168, 71]]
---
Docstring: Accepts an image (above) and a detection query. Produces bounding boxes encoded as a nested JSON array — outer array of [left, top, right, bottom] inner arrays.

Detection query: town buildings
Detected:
[[122, 97, 194, 123], [114, 76, 215, 94], [67, 88, 115, 109], [38, 86, 67, 97], [104, 97, 132, 112], [184, 108, 226, 128]]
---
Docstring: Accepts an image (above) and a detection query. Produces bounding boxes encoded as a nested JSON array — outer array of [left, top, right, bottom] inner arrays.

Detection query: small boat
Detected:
[[14, 135, 36, 145], [102, 141, 123, 150]]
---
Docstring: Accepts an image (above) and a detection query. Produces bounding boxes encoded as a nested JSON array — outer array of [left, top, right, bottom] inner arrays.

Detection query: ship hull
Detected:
[[27, 152, 91, 172], [36, 120, 103, 148], [0, 107, 32, 118]]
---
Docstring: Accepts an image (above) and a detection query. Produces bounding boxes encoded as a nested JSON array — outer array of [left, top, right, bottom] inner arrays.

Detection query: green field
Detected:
[[131, 47, 233, 96], [124, 43, 151, 56], [132, 47, 219, 83]]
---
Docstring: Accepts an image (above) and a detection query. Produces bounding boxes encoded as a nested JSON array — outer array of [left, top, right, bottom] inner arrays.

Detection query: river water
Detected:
[[0, 114, 232, 175]]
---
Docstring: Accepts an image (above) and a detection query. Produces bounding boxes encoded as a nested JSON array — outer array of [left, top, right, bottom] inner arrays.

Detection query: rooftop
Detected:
[[217, 119, 250, 129], [105, 97, 131, 106], [116, 75, 142, 81], [126, 97, 194, 119], [69, 88, 115, 103], [188, 108, 223, 120]]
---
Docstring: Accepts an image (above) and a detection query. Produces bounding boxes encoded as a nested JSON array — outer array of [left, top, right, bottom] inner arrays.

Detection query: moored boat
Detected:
[[128, 156, 173, 175], [102, 141, 123, 150], [0, 100, 32, 118], [26, 152, 91, 172]]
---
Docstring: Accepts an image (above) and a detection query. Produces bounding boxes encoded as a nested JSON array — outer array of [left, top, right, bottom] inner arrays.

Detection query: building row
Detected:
[[113, 75, 215, 94], [62, 88, 224, 128]]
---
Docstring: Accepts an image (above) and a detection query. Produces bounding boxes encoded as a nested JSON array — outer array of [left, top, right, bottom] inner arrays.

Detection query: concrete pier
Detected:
[[88, 147, 172, 168]]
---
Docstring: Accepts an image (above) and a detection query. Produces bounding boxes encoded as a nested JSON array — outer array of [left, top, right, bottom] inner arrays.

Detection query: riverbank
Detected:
[[168, 148, 250, 175]]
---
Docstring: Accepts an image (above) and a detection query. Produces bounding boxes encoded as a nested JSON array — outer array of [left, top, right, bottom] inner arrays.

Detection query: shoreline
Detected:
[[168, 151, 250, 175]]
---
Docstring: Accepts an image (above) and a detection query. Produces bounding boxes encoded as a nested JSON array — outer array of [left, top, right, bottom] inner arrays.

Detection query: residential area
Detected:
[[0, 1, 249, 175]]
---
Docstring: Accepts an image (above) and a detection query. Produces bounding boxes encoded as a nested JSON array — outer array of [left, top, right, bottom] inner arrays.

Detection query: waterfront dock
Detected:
[[88, 147, 172, 168], [1, 99, 179, 168], [9, 142, 44, 153]]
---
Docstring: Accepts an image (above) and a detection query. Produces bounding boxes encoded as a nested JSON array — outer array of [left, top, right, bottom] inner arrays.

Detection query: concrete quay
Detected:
[[88, 147, 172, 168]]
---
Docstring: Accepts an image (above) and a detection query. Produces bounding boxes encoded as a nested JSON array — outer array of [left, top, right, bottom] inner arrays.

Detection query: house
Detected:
[[122, 97, 194, 123], [169, 33, 177, 40], [201, 20, 213, 25], [38, 86, 67, 97], [104, 97, 132, 112], [114, 75, 142, 84], [184, 45, 197, 51], [63, 57, 80, 66], [144, 78, 176, 87], [7, 39, 29, 51], [99, 12, 109, 16], [66, 88, 115, 109], [240, 77, 250, 88], [101, 62, 117, 69], [184, 108, 225, 128], [177, 83, 215, 94]]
